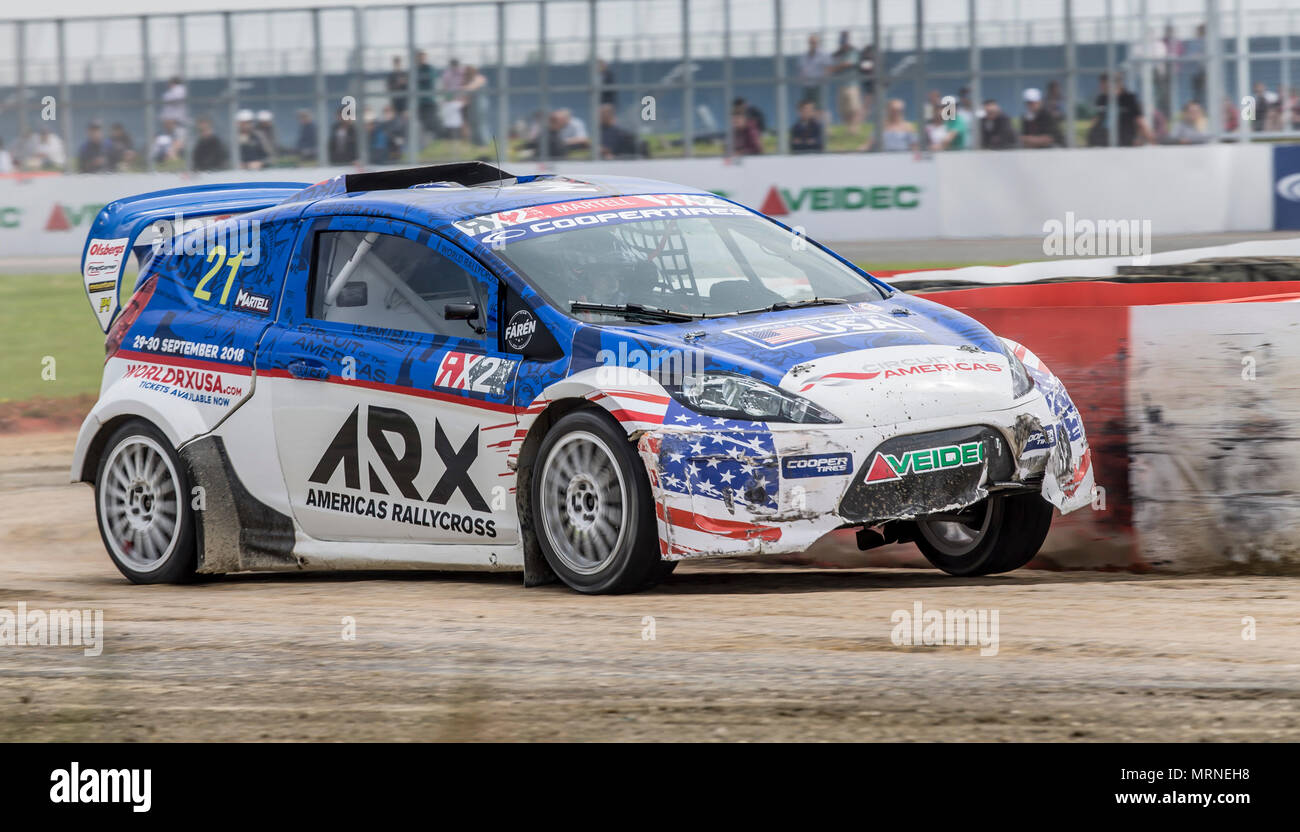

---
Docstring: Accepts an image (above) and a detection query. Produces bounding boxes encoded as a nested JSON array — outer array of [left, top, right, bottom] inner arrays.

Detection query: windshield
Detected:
[[483, 204, 889, 322]]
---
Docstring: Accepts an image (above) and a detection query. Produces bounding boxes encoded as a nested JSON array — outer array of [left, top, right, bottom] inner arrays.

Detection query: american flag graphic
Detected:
[[653, 402, 780, 512], [743, 323, 820, 346]]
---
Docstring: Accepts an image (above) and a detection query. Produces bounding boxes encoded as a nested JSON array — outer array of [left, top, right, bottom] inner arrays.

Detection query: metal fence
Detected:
[[1, 0, 1299, 175]]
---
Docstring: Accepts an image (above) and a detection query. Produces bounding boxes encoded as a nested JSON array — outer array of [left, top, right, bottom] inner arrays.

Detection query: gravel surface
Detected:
[[2, 432, 1297, 741]]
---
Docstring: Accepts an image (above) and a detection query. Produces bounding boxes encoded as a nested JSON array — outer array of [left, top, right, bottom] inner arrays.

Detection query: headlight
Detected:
[[997, 340, 1035, 398], [667, 372, 840, 424]]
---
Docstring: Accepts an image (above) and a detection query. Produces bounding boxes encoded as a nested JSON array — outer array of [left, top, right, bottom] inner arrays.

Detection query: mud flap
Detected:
[[180, 435, 298, 573]]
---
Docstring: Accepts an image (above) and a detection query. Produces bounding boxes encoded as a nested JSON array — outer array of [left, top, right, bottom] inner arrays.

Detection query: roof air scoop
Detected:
[[343, 161, 513, 193]]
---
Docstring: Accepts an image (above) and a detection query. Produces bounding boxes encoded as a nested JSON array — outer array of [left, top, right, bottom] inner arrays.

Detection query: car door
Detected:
[[258, 215, 519, 546]]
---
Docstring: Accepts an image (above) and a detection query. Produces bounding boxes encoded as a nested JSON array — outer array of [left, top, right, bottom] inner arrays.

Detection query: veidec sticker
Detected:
[[864, 440, 985, 483], [781, 452, 853, 478]]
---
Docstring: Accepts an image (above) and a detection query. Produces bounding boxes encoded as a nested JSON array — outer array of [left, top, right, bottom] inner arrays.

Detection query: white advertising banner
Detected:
[[0, 143, 1274, 260]]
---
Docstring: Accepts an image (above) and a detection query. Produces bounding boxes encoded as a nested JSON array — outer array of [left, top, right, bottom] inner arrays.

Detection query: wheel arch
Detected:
[[514, 396, 617, 587]]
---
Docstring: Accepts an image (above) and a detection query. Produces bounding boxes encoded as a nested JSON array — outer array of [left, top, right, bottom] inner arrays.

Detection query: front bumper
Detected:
[[637, 392, 1093, 560]]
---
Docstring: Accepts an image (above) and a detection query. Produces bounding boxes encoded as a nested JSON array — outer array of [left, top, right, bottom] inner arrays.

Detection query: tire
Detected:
[[914, 492, 1053, 577], [93, 419, 197, 584], [531, 409, 664, 594]]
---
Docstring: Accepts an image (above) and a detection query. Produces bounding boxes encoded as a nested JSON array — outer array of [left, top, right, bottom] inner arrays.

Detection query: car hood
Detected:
[[569, 294, 1021, 424]]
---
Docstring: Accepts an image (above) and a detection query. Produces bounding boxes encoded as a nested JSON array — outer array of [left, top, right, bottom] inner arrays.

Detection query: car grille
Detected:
[[837, 425, 1015, 523]]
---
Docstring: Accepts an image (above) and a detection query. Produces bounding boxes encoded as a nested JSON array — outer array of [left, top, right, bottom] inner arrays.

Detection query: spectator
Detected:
[[388, 56, 408, 116], [790, 99, 824, 153], [192, 117, 229, 171], [0, 138, 13, 174], [77, 120, 112, 173], [16, 130, 38, 170], [1020, 88, 1064, 148], [1168, 101, 1210, 143], [294, 109, 318, 162], [863, 98, 917, 152], [732, 97, 766, 134], [1045, 80, 1064, 118], [980, 99, 1019, 149], [416, 50, 439, 140], [924, 110, 951, 151], [1222, 96, 1240, 133], [922, 93, 968, 151], [1251, 81, 1271, 131], [598, 103, 638, 159], [152, 117, 185, 164], [328, 106, 359, 164], [598, 59, 617, 107], [366, 106, 402, 162], [441, 58, 465, 97], [1088, 73, 1153, 147], [1184, 23, 1207, 106], [730, 104, 763, 155], [858, 44, 877, 125], [32, 127, 66, 170], [160, 77, 187, 126], [237, 110, 270, 169], [798, 34, 831, 107], [439, 95, 465, 142], [831, 31, 864, 129], [1160, 23, 1182, 115], [549, 109, 590, 157], [378, 104, 407, 161], [108, 123, 136, 169], [461, 64, 488, 145], [255, 111, 278, 161]]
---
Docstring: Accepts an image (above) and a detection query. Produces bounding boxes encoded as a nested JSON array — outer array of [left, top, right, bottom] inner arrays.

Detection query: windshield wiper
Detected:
[[731, 297, 850, 316], [571, 301, 700, 323]]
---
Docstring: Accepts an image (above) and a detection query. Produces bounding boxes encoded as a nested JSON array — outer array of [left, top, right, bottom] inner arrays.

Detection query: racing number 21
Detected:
[[194, 245, 246, 305]]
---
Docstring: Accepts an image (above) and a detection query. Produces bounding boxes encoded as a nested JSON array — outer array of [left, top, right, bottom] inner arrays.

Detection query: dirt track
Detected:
[[1, 431, 1298, 742]]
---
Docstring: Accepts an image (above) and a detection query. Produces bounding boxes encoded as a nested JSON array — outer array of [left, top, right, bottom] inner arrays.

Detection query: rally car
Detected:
[[72, 162, 1093, 594]]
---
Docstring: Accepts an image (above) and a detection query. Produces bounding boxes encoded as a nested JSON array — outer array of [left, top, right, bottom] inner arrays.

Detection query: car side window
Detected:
[[309, 230, 487, 340]]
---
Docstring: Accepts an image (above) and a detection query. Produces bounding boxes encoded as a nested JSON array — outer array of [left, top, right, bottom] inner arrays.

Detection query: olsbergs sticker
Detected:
[[83, 237, 130, 330], [505, 309, 537, 351]]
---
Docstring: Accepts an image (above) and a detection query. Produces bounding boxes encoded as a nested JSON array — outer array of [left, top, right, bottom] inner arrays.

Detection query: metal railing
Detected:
[[1, 0, 1298, 175]]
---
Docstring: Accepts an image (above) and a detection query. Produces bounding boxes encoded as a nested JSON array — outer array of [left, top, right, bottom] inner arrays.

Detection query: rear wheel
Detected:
[[532, 410, 663, 594], [914, 492, 1053, 577], [94, 420, 197, 584]]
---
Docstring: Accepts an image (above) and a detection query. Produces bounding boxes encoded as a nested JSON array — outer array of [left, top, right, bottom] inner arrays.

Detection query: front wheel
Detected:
[[914, 492, 1053, 577], [94, 420, 197, 584], [532, 410, 663, 594]]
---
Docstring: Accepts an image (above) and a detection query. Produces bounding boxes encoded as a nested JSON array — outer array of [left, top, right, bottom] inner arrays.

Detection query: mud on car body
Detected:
[[71, 162, 1093, 594]]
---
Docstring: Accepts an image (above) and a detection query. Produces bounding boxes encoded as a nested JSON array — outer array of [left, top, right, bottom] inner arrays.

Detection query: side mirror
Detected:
[[445, 302, 485, 335], [444, 302, 479, 321], [335, 281, 368, 307]]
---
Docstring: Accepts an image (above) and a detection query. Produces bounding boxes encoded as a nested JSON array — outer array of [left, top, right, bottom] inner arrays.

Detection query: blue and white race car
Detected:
[[72, 162, 1093, 593]]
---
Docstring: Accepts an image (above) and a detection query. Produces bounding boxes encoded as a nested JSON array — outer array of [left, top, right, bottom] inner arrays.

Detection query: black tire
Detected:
[[531, 409, 664, 594], [914, 492, 1053, 577], [93, 419, 198, 584]]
